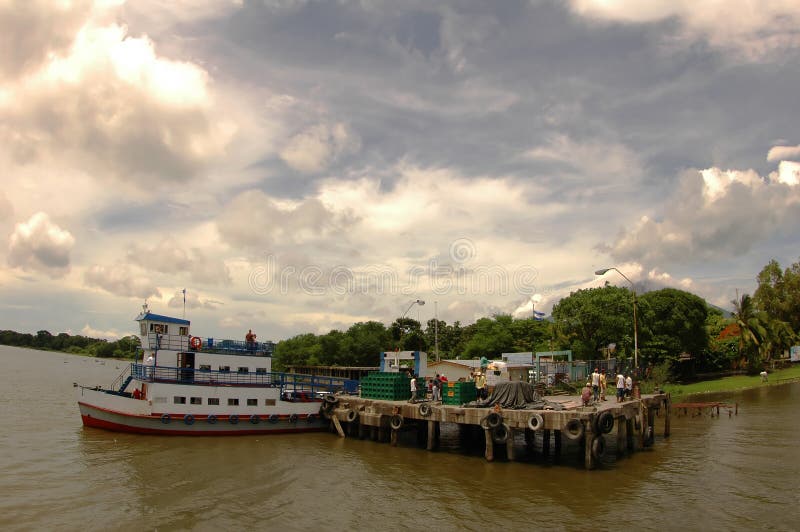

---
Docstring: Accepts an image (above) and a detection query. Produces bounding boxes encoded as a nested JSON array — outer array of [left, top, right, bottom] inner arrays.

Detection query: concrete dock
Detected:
[[322, 392, 670, 469]]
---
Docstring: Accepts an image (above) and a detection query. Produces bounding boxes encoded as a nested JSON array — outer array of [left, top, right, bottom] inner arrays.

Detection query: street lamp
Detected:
[[402, 299, 425, 319], [595, 267, 638, 370]]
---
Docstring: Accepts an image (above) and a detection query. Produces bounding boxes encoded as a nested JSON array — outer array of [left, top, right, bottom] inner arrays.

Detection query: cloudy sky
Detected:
[[2, 0, 800, 342]]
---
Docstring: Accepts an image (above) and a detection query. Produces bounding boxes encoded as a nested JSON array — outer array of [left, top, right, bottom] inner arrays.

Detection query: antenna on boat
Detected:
[[182, 288, 186, 319]]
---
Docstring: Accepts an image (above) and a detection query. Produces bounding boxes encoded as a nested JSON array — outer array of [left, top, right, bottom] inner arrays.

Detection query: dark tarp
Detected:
[[485, 381, 539, 409]]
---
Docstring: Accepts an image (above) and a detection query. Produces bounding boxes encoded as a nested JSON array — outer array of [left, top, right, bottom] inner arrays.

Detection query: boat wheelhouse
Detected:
[[77, 305, 357, 435]]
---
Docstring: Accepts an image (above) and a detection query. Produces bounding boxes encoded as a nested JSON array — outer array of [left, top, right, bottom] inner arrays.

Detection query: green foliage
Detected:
[[0, 330, 140, 358], [550, 285, 634, 359]]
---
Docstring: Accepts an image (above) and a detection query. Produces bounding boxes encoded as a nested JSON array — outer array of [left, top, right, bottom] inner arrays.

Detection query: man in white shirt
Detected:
[[409, 375, 418, 402], [616, 372, 626, 403], [625, 374, 633, 399], [591, 368, 600, 403]]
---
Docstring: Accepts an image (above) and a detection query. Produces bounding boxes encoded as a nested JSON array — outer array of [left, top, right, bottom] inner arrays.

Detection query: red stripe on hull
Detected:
[[81, 414, 326, 436]]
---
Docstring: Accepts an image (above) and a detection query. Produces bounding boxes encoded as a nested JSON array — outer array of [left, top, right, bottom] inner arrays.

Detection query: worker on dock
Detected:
[[581, 381, 592, 406], [474, 371, 487, 401], [591, 368, 600, 403], [409, 374, 418, 402], [625, 374, 633, 399], [600, 369, 608, 401], [616, 371, 625, 403]]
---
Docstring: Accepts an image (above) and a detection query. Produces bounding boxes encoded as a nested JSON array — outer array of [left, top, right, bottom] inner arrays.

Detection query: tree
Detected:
[[550, 285, 634, 360], [731, 293, 767, 372], [638, 288, 710, 379]]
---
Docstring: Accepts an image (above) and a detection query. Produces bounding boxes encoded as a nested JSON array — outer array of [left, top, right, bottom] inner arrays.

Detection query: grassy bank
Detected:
[[657, 363, 800, 400]]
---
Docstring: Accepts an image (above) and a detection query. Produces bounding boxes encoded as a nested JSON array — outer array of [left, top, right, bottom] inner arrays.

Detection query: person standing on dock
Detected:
[[625, 374, 633, 399], [410, 374, 418, 402], [600, 369, 608, 401], [616, 371, 625, 403], [591, 368, 600, 403]]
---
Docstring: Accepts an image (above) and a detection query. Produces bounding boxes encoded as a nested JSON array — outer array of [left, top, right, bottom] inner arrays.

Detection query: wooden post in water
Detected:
[[332, 415, 345, 438], [584, 422, 596, 470], [390, 428, 398, 446], [664, 395, 671, 438], [554, 430, 562, 456], [616, 416, 626, 457], [484, 427, 494, 461], [427, 420, 437, 451], [626, 418, 634, 452], [506, 426, 515, 461], [542, 429, 551, 456]]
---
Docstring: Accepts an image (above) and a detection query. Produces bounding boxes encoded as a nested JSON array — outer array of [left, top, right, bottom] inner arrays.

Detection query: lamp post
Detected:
[[402, 299, 425, 319], [595, 267, 638, 370]]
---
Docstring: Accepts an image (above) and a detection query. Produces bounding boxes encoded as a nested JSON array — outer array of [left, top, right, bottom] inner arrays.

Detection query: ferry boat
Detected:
[[76, 305, 356, 435]]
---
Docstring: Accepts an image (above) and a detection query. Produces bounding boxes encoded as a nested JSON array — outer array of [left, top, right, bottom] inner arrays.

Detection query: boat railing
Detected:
[[130, 363, 358, 394], [144, 333, 274, 357]]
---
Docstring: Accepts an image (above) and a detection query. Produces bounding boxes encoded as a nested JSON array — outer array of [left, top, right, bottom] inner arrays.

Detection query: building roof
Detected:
[[136, 312, 190, 326]]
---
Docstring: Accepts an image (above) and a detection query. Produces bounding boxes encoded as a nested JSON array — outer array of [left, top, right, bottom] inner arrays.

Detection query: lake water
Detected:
[[1, 345, 799, 531]]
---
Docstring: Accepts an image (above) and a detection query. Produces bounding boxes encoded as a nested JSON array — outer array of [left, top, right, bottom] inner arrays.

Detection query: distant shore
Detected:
[[660, 363, 800, 399]]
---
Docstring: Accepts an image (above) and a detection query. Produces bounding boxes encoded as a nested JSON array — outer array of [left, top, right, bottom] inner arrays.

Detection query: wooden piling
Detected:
[[506, 426, 515, 461], [554, 430, 561, 456], [616, 416, 626, 457], [542, 429, 551, 456], [664, 394, 671, 438], [484, 427, 494, 462], [584, 422, 596, 469]]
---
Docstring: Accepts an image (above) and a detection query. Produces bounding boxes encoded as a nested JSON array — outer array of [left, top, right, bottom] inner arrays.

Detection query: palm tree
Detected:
[[731, 293, 767, 371]]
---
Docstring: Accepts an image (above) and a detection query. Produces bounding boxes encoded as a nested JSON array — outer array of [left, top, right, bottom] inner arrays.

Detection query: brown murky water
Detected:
[[1, 345, 799, 531]]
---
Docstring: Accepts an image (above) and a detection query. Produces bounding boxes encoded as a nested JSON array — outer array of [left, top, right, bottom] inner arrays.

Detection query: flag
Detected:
[[182, 288, 186, 305]]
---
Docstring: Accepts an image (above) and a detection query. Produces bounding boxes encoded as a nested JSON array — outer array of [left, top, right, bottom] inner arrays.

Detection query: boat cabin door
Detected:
[[177, 352, 195, 381]]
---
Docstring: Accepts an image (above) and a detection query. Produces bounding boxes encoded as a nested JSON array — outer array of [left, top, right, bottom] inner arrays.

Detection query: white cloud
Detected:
[[772, 161, 800, 186], [604, 162, 800, 266], [84, 263, 161, 299], [569, 0, 800, 59], [767, 144, 800, 162], [81, 323, 125, 341], [167, 289, 222, 310], [217, 191, 354, 250], [523, 135, 643, 184], [279, 122, 361, 174], [127, 237, 231, 285], [7, 212, 75, 278], [0, 15, 236, 186]]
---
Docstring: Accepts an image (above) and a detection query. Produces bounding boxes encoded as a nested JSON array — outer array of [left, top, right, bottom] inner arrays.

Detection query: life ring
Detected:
[[563, 418, 584, 440], [345, 409, 358, 423], [527, 413, 544, 432], [184, 414, 195, 426], [229, 414, 239, 424], [492, 423, 510, 444], [207, 414, 218, 424], [160, 413, 170, 424], [189, 336, 202, 350], [418, 403, 432, 417], [289, 413, 298, 423], [486, 412, 503, 429], [268, 414, 279, 424], [390, 414, 404, 430], [324, 394, 338, 405], [596, 411, 615, 434], [591, 435, 606, 458], [249, 414, 260, 424], [306, 413, 317, 423]]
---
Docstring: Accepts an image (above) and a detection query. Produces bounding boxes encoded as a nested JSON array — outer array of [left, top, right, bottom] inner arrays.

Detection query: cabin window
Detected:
[[173, 396, 186, 404], [179, 326, 188, 336], [199, 365, 211, 371], [154, 397, 167, 404], [140, 323, 147, 335], [208, 398, 220, 405], [237, 367, 249, 374], [219, 366, 230, 372], [247, 398, 257, 406], [190, 397, 202, 405], [256, 368, 267, 374], [265, 399, 276, 406], [228, 398, 239, 406]]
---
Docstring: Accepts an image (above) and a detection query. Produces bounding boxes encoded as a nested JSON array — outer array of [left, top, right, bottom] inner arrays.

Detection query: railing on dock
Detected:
[[130, 363, 357, 395]]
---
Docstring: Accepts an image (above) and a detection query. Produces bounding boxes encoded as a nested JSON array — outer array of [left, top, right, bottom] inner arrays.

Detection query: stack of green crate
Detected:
[[442, 381, 477, 405], [360, 372, 412, 401]]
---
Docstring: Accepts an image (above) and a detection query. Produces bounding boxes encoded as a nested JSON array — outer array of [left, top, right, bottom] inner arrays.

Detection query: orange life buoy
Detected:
[[190, 336, 202, 350]]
